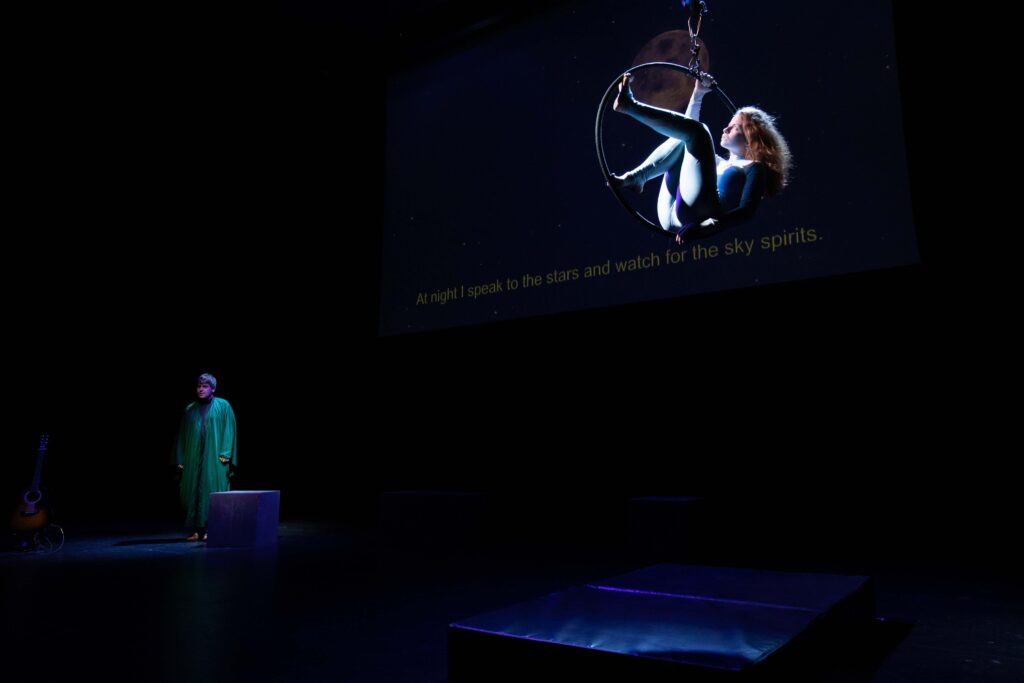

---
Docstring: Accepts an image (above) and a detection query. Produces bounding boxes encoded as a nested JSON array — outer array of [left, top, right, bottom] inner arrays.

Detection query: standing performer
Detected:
[[176, 373, 237, 541]]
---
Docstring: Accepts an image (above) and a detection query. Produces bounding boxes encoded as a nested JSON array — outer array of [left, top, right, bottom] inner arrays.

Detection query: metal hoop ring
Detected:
[[595, 62, 737, 234]]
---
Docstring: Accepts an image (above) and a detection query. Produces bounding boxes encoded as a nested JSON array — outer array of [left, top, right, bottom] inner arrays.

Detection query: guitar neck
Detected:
[[29, 443, 47, 491]]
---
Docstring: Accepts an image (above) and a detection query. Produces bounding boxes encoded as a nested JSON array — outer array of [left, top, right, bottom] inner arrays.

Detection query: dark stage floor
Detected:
[[2, 521, 1022, 682]]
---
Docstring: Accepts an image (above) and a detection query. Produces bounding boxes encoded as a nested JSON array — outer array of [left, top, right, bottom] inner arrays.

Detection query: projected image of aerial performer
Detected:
[[597, 0, 792, 243]]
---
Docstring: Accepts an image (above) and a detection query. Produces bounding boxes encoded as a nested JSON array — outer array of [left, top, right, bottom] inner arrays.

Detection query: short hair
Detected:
[[197, 373, 217, 390]]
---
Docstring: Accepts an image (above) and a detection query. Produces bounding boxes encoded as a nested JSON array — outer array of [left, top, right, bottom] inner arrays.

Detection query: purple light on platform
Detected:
[[450, 624, 649, 659], [585, 584, 818, 613]]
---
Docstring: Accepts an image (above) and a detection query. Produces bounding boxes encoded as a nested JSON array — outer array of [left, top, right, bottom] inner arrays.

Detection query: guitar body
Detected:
[[11, 496, 49, 532], [11, 433, 51, 534]]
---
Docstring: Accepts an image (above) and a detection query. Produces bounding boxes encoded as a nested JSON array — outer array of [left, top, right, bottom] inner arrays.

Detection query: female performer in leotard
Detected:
[[612, 74, 792, 243]]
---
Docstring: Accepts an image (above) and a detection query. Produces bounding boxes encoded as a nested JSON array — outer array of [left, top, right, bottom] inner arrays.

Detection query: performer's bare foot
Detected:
[[186, 532, 200, 541], [612, 73, 636, 113], [610, 173, 644, 195]]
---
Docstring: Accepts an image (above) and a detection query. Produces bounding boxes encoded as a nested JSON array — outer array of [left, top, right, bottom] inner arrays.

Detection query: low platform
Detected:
[[207, 490, 280, 548], [449, 563, 874, 681]]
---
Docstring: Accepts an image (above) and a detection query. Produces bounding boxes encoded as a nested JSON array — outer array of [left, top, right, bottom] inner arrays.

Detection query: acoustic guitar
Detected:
[[11, 433, 50, 533]]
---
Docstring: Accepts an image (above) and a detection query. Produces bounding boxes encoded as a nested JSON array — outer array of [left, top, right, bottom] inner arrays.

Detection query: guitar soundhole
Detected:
[[24, 490, 42, 505]]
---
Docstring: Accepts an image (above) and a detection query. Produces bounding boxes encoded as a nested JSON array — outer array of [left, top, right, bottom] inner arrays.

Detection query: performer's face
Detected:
[[197, 382, 215, 400], [721, 115, 748, 156]]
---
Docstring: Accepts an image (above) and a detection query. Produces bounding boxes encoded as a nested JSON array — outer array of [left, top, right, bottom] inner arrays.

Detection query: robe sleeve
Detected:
[[220, 402, 238, 467]]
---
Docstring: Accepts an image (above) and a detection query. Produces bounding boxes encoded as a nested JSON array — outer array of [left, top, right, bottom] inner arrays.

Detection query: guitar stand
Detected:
[[10, 524, 64, 553]]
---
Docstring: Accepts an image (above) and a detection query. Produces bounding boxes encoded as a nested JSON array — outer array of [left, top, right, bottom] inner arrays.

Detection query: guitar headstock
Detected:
[[38, 433, 50, 451]]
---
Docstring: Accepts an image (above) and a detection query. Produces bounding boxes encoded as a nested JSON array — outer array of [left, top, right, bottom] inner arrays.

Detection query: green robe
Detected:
[[176, 397, 237, 527]]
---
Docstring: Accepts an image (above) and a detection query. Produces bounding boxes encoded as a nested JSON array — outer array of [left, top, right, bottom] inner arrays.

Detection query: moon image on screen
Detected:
[[629, 30, 712, 113]]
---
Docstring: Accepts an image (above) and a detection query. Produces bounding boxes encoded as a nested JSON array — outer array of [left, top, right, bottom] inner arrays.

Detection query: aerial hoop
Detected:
[[595, 61, 737, 233]]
